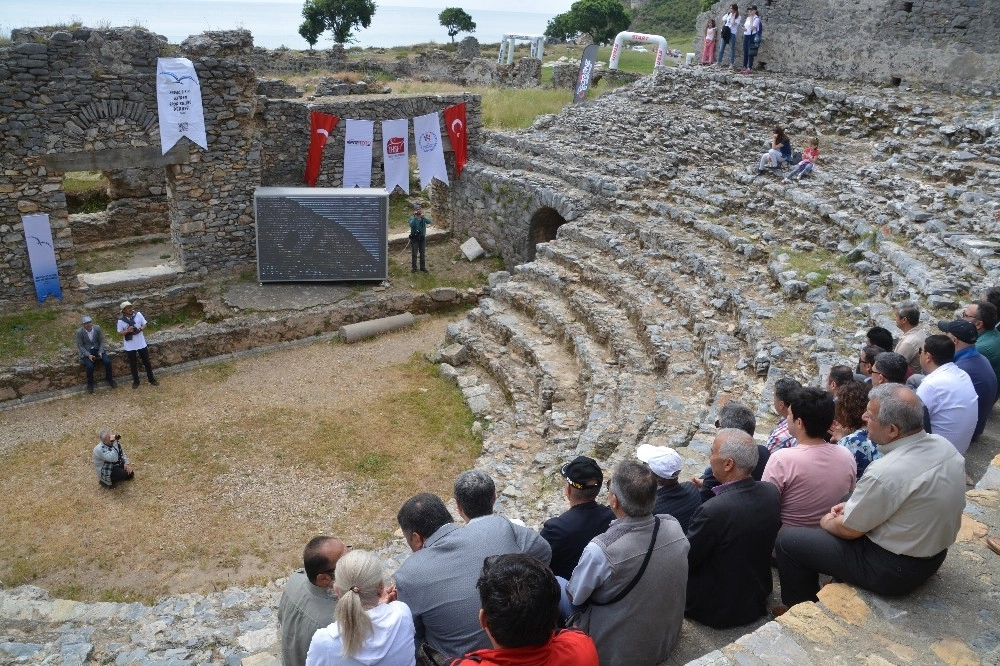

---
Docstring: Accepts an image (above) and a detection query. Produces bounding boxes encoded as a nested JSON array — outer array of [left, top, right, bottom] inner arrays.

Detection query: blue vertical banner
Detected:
[[22, 213, 62, 302]]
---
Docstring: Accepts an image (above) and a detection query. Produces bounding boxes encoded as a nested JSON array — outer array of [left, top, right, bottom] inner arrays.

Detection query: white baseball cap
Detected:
[[636, 444, 682, 479]]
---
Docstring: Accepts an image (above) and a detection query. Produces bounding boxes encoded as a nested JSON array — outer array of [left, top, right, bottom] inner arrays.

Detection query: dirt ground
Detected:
[[0, 314, 482, 603]]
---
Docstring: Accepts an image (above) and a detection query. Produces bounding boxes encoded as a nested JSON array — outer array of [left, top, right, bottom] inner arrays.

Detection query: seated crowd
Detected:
[[278, 299, 994, 666]]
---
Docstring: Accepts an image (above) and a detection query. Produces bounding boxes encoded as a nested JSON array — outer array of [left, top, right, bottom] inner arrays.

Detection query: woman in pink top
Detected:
[[762, 387, 857, 529]]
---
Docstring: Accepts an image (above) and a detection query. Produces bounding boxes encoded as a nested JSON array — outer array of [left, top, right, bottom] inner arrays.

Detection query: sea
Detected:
[[2, 0, 564, 50]]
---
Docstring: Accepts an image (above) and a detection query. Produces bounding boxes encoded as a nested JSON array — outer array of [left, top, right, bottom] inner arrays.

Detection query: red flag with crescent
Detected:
[[443, 102, 467, 178], [304, 111, 340, 186]]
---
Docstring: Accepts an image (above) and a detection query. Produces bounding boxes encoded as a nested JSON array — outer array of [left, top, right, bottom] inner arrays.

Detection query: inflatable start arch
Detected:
[[498, 34, 546, 64], [608, 32, 669, 70]]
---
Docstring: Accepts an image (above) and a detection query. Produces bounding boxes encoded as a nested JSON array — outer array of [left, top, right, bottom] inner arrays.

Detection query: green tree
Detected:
[[544, 13, 577, 42], [438, 7, 476, 43], [567, 0, 631, 44], [299, 0, 377, 46], [298, 2, 325, 49]]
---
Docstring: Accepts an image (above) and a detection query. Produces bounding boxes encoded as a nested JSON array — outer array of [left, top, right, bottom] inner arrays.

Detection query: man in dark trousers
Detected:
[[540, 456, 615, 579], [75, 314, 116, 393], [685, 429, 780, 628], [408, 204, 431, 273]]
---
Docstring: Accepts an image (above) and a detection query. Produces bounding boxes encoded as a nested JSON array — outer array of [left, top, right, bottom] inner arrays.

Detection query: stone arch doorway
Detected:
[[527, 207, 567, 261]]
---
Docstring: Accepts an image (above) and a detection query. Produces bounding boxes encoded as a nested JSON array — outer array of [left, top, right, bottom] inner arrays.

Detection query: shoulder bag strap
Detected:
[[589, 516, 660, 607]]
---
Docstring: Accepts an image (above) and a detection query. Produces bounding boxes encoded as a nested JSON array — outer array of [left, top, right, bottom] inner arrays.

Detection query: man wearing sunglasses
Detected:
[[278, 535, 349, 666]]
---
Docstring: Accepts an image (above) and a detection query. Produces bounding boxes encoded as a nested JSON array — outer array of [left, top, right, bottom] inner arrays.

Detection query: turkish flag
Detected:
[[303, 111, 340, 186], [443, 102, 467, 178]]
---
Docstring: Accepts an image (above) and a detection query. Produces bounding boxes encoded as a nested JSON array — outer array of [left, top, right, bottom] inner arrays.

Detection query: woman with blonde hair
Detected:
[[305, 550, 415, 666]]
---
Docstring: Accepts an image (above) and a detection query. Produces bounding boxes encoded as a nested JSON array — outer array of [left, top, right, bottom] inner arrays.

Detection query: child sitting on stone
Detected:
[[785, 137, 820, 181]]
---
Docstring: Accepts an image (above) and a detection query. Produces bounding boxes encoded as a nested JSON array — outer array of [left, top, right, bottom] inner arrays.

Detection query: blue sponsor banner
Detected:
[[22, 214, 63, 303]]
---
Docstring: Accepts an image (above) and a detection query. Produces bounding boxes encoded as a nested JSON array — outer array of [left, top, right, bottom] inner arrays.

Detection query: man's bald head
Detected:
[[303, 535, 348, 586]]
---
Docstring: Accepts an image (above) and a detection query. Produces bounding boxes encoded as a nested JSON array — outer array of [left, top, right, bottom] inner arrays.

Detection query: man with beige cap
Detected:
[[637, 444, 701, 533], [117, 301, 158, 389]]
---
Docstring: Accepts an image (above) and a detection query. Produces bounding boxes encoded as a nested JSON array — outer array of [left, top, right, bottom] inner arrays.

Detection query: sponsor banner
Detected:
[[574, 44, 599, 104], [413, 112, 449, 190], [343, 119, 375, 188], [156, 57, 207, 154], [443, 103, 467, 179], [304, 111, 340, 186], [22, 214, 62, 302], [382, 118, 410, 194]]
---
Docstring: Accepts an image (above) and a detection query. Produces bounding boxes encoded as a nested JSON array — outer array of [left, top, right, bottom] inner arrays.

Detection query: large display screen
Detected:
[[255, 187, 388, 282]]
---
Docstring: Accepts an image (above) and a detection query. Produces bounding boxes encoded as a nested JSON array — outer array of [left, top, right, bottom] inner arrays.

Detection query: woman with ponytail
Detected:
[[305, 549, 415, 666]]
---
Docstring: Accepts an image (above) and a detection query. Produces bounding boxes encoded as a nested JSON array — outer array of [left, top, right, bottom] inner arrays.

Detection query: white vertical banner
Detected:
[[156, 57, 208, 154], [343, 119, 375, 188], [382, 118, 410, 194], [413, 112, 449, 190], [22, 214, 63, 302]]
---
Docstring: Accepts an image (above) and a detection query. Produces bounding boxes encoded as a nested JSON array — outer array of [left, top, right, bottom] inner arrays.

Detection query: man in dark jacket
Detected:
[[685, 429, 781, 628], [75, 315, 116, 393], [540, 456, 615, 579]]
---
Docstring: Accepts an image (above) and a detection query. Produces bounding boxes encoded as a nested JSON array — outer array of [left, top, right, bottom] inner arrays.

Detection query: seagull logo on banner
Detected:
[[28, 235, 53, 249], [450, 118, 464, 138], [159, 70, 196, 84]]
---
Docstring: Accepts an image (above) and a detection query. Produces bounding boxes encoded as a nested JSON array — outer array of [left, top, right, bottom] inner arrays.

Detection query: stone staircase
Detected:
[[442, 66, 1000, 664]]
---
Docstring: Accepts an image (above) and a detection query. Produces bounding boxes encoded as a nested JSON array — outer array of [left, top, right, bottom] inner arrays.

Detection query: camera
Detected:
[[124, 331, 134, 341], [114, 434, 121, 442]]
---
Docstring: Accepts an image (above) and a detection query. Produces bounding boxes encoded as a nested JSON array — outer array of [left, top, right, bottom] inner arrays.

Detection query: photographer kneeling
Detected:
[[93, 428, 134, 489]]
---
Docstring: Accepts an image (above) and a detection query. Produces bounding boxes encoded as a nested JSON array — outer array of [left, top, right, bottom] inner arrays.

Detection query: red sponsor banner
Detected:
[[443, 102, 467, 178], [303, 111, 340, 186]]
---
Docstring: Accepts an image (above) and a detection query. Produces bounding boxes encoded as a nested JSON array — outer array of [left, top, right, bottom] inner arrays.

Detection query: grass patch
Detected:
[[75, 246, 134, 273], [144, 297, 205, 332], [388, 244, 504, 290], [0, 309, 60, 360], [481, 87, 576, 130], [0, 319, 480, 600], [64, 171, 110, 213], [763, 308, 808, 338], [781, 247, 836, 286]]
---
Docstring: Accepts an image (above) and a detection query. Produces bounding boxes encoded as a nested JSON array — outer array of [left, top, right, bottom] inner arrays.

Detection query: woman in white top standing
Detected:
[[718, 4, 741, 68], [741, 4, 762, 74], [305, 550, 416, 666]]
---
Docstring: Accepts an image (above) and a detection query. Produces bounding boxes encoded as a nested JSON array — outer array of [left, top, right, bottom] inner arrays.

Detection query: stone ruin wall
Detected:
[[250, 41, 543, 89], [0, 28, 261, 308], [0, 27, 485, 309], [696, 0, 1000, 91]]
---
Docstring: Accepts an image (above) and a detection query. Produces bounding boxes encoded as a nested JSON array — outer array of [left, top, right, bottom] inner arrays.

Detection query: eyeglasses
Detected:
[[870, 370, 884, 378]]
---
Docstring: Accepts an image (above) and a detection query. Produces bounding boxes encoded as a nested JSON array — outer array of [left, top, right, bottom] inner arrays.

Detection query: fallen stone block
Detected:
[[441, 343, 469, 366], [461, 237, 485, 261]]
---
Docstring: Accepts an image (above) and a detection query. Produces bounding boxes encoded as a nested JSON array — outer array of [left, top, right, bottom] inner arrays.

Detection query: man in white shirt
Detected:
[[117, 301, 158, 389], [915, 334, 977, 455]]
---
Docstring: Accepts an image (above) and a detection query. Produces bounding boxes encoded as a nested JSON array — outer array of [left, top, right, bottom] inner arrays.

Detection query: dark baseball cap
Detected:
[[561, 456, 603, 489], [938, 319, 977, 344]]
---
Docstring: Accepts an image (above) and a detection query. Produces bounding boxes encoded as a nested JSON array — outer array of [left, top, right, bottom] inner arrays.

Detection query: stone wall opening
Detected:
[[527, 207, 567, 261]]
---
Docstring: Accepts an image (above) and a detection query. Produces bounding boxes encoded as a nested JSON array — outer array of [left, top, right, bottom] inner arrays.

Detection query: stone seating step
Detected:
[[513, 256, 654, 374], [488, 279, 645, 456], [446, 317, 549, 427], [474, 143, 626, 201], [467, 297, 587, 420], [77, 263, 182, 296]]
